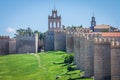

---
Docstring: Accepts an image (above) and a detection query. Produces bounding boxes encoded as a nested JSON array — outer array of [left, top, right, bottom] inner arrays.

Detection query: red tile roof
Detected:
[[100, 32, 120, 37]]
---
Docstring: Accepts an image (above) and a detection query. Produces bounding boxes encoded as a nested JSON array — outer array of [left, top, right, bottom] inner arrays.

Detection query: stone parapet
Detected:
[[0, 36, 9, 39], [111, 40, 120, 49]]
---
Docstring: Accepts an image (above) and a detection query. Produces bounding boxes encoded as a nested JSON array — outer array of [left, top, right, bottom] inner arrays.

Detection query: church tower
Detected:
[[45, 7, 62, 51], [48, 7, 61, 30], [90, 14, 96, 32]]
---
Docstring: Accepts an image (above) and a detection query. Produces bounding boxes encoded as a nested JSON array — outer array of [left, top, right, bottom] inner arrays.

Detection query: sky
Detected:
[[0, 0, 120, 37]]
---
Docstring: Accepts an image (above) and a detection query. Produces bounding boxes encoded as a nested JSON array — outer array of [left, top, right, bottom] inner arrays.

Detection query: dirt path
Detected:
[[33, 54, 40, 67]]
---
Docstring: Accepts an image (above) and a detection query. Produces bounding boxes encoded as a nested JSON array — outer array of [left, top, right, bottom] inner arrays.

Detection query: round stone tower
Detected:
[[79, 33, 86, 71], [84, 34, 94, 77], [94, 38, 111, 80], [66, 31, 74, 53], [74, 32, 80, 69], [111, 41, 120, 80], [54, 30, 66, 51]]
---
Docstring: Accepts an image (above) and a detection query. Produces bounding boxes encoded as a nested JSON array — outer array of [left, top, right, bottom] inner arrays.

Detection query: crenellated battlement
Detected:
[[111, 40, 120, 48], [16, 34, 36, 37], [94, 38, 111, 45], [9, 38, 16, 41], [66, 27, 91, 33], [54, 29, 66, 33], [74, 33, 80, 37], [0, 36, 9, 39], [79, 33, 86, 38], [85, 33, 93, 40], [67, 31, 74, 35]]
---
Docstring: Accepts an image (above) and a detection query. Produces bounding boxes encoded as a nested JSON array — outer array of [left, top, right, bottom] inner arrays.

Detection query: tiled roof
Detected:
[[100, 32, 120, 37], [94, 24, 111, 29]]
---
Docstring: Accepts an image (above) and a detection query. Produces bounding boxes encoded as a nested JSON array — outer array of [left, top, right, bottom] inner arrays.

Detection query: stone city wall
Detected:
[[54, 30, 66, 51], [0, 36, 10, 55], [66, 31, 120, 80], [16, 34, 38, 53]]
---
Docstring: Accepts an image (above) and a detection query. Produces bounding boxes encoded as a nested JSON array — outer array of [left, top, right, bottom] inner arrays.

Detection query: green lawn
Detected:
[[0, 51, 93, 80]]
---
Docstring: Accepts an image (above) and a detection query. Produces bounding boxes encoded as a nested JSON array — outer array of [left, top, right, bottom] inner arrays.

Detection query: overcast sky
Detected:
[[0, 0, 120, 37]]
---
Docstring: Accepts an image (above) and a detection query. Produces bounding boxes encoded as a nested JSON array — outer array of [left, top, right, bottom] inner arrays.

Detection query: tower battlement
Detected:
[[0, 36, 9, 39], [94, 38, 111, 45], [9, 38, 16, 41], [111, 41, 120, 48], [48, 8, 61, 30], [79, 33, 86, 38], [74, 33, 80, 37], [67, 31, 74, 35], [54, 29, 66, 33]]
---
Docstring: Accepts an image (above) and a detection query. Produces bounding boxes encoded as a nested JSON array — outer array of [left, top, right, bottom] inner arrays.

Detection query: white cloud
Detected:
[[6, 27, 15, 33]]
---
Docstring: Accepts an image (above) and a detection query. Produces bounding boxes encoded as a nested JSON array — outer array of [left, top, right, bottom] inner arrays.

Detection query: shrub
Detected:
[[67, 65, 74, 71], [64, 54, 74, 64]]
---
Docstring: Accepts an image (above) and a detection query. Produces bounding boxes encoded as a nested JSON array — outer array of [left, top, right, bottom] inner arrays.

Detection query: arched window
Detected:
[[57, 22, 59, 28], [54, 13, 56, 18], [54, 22, 56, 28], [50, 22, 52, 28]]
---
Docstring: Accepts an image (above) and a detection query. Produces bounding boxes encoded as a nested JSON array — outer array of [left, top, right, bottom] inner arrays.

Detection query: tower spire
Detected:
[[54, 4, 56, 10], [92, 12, 94, 17], [90, 12, 96, 32]]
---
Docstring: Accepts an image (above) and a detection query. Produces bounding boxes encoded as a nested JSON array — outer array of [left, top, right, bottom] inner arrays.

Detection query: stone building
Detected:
[[90, 15, 119, 32], [94, 24, 119, 32], [16, 34, 38, 53]]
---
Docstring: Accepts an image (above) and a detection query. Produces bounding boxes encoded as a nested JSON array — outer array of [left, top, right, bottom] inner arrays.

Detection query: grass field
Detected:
[[0, 51, 93, 80]]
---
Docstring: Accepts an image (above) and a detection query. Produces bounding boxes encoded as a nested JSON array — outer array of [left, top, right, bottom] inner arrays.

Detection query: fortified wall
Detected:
[[0, 36, 10, 55], [9, 38, 16, 54], [54, 30, 66, 51], [16, 34, 38, 53], [66, 31, 120, 80], [45, 29, 66, 51], [44, 30, 54, 51]]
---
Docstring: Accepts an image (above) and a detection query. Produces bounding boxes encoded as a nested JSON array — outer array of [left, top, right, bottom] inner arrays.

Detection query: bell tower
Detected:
[[90, 13, 96, 32], [48, 7, 61, 30]]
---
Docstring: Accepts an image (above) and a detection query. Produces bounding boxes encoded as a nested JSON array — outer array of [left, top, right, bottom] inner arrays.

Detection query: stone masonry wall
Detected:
[[16, 34, 38, 53], [74, 33, 80, 69], [66, 31, 74, 53], [0, 36, 10, 55], [54, 30, 66, 51], [94, 38, 111, 80], [9, 39, 16, 54], [111, 41, 120, 80], [84, 34, 94, 77], [44, 30, 54, 51]]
